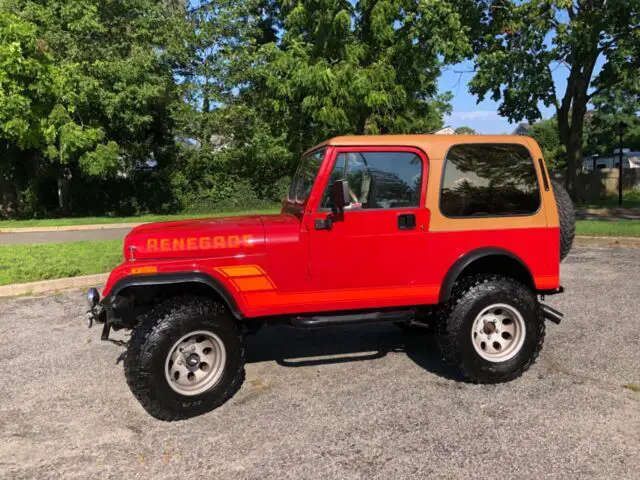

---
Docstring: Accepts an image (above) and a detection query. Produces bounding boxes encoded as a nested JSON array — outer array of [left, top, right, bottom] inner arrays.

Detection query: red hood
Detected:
[[124, 215, 268, 260]]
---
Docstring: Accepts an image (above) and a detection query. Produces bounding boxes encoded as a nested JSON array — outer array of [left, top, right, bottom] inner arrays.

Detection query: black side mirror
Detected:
[[331, 179, 350, 213]]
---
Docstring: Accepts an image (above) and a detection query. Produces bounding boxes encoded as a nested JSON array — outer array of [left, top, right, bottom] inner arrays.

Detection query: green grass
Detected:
[[576, 219, 640, 237], [577, 190, 640, 209], [0, 240, 123, 286], [623, 383, 640, 393], [0, 208, 280, 228]]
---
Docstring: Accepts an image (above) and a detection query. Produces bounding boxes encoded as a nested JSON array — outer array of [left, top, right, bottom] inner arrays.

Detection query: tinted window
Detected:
[[288, 149, 325, 203], [322, 151, 422, 209], [440, 144, 540, 217]]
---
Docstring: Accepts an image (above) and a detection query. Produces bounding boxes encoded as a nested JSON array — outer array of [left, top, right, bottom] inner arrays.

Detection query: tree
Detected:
[[252, 0, 471, 161], [1, 0, 183, 215], [173, 0, 472, 209], [455, 126, 476, 134], [468, 0, 640, 198], [528, 117, 565, 169], [585, 87, 640, 154]]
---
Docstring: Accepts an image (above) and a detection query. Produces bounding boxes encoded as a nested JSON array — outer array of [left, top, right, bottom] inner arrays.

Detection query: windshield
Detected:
[[288, 148, 325, 204]]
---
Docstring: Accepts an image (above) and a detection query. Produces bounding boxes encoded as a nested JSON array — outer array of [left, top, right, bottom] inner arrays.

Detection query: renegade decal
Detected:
[[146, 234, 254, 252]]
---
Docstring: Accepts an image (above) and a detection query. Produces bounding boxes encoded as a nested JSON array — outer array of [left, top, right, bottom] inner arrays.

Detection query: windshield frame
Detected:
[[287, 147, 326, 205]]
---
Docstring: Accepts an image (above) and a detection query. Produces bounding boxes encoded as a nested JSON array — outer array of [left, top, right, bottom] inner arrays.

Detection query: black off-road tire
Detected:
[[124, 295, 245, 421], [552, 179, 575, 261], [437, 275, 545, 384]]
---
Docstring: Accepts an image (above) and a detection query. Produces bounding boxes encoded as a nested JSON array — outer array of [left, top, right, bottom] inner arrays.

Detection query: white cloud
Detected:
[[450, 110, 501, 121]]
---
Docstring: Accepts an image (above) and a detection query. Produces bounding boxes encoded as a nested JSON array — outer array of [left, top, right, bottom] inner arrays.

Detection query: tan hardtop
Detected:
[[308, 134, 536, 161]]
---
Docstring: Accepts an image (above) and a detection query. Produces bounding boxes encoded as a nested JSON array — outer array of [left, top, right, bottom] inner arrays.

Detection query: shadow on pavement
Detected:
[[244, 323, 463, 381]]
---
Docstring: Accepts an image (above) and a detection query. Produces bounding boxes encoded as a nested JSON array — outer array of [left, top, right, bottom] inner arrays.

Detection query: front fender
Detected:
[[105, 271, 244, 319]]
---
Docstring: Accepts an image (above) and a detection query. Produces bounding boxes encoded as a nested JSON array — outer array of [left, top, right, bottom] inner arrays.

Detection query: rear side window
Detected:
[[440, 144, 540, 217], [321, 151, 422, 210]]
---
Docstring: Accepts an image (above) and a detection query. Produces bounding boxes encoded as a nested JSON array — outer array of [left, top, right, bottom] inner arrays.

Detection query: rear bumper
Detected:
[[538, 285, 564, 297]]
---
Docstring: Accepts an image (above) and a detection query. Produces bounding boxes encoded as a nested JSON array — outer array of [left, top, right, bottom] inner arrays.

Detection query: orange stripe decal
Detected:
[[232, 276, 275, 292], [130, 266, 158, 275], [243, 285, 439, 308], [216, 265, 265, 277]]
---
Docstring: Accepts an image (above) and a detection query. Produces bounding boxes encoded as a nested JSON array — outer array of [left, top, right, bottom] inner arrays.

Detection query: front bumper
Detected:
[[85, 288, 105, 327], [85, 287, 112, 340]]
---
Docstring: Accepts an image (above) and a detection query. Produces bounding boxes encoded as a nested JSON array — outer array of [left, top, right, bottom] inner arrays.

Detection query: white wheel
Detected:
[[471, 303, 526, 363], [164, 330, 227, 396]]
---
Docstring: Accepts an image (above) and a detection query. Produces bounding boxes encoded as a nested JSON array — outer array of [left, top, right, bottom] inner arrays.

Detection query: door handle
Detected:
[[397, 213, 416, 230]]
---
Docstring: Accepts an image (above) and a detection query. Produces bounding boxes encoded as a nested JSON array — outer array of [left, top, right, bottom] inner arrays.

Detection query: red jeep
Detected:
[[87, 134, 574, 420]]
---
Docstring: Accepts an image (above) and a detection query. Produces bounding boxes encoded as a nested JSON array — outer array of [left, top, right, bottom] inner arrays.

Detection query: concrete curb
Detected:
[[575, 235, 640, 247], [0, 223, 142, 234], [0, 273, 108, 298]]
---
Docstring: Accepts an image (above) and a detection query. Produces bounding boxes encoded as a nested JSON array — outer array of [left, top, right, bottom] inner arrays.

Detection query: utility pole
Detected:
[[617, 121, 624, 206]]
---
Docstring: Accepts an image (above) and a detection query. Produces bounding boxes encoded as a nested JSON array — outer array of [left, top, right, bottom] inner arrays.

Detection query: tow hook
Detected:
[[541, 303, 563, 325]]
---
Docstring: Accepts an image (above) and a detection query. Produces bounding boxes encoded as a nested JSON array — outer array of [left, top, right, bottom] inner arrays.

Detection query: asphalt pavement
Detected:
[[0, 246, 638, 479]]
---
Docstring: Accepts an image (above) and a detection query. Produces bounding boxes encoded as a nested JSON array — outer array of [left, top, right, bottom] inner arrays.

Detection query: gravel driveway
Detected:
[[0, 246, 638, 479]]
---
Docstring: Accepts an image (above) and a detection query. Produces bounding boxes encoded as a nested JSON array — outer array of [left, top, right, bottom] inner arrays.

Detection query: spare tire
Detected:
[[551, 179, 575, 261]]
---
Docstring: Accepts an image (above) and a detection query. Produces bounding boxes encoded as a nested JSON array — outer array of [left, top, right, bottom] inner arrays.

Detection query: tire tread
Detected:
[[437, 274, 545, 384], [124, 295, 245, 421]]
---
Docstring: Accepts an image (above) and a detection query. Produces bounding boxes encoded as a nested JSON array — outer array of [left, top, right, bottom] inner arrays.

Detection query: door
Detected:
[[307, 146, 431, 299]]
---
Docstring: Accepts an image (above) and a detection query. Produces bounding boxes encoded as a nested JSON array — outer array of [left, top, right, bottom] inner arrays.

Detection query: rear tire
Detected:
[[437, 275, 545, 383], [124, 295, 245, 421]]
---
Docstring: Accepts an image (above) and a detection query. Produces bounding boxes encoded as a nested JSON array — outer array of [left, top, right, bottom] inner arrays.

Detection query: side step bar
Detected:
[[541, 303, 564, 325], [292, 309, 415, 328]]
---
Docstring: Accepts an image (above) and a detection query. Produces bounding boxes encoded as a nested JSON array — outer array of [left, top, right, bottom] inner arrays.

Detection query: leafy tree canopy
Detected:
[[467, 0, 640, 196]]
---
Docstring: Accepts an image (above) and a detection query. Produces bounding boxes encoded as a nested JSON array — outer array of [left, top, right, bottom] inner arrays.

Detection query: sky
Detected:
[[440, 54, 606, 134], [438, 59, 557, 135]]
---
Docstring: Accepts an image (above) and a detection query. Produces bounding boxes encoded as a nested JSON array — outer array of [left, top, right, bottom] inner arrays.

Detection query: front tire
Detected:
[[437, 275, 545, 383], [124, 295, 245, 421]]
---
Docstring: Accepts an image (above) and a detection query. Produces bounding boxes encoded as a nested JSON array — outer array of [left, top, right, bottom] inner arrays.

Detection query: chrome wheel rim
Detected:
[[164, 330, 227, 396], [471, 303, 526, 362]]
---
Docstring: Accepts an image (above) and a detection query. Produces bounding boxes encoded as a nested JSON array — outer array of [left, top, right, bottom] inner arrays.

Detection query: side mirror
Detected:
[[331, 179, 350, 212]]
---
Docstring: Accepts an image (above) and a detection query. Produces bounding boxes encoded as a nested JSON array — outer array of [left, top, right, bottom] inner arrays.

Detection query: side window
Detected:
[[440, 144, 540, 217], [321, 151, 422, 210]]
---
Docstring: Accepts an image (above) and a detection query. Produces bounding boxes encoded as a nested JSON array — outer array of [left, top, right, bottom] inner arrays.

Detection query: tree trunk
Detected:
[[565, 131, 582, 201], [57, 177, 71, 215]]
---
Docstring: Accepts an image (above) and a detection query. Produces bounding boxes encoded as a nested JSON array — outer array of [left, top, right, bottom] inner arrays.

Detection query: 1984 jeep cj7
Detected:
[[87, 135, 574, 420]]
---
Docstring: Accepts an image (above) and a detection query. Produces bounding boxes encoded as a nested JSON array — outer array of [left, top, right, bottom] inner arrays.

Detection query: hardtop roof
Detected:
[[306, 134, 535, 158]]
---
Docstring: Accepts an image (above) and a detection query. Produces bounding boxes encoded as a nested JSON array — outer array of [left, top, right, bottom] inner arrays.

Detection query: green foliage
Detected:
[[168, 0, 472, 212], [454, 126, 476, 134], [0, 0, 184, 216], [0, 0, 487, 218], [528, 117, 565, 169], [467, 0, 640, 195], [585, 88, 640, 155], [250, 0, 470, 156]]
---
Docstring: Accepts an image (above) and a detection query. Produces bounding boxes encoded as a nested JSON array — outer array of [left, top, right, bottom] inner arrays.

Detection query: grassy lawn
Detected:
[[575, 219, 640, 237], [0, 240, 123, 286], [577, 190, 640, 209], [0, 207, 280, 228]]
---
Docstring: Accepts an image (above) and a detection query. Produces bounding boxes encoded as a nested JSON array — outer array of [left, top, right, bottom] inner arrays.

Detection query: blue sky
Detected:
[[440, 55, 605, 134], [438, 60, 558, 134]]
